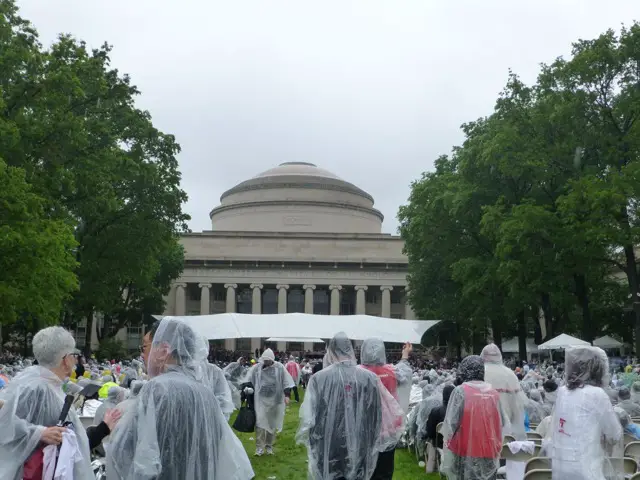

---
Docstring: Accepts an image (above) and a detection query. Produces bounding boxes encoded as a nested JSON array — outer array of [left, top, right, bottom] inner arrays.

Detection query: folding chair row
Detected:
[[523, 470, 551, 480]]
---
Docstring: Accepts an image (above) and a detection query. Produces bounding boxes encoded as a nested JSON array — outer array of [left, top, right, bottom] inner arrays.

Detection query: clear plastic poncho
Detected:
[[616, 387, 640, 417], [119, 367, 138, 388], [415, 387, 443, 457], [94, 385, 126, 425], [202, 361, 236, 420], [441, 356, 503, 480], [551, 346, 623, 480], [480, 343, 527, 439], [224, 360, 246, 389], [297, 332, 404, 480], [241, 348, 295, 434], [106, 317, 254, 480], [360, 337, 413, 414], [525, 389, 546, 424], [0, 366, 94, 480], [631, 381, 640, 404]]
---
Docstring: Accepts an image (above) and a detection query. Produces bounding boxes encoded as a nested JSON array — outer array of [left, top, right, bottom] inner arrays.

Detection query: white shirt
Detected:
[[43, 430, 84, 480], [551, 385, 622, 480]]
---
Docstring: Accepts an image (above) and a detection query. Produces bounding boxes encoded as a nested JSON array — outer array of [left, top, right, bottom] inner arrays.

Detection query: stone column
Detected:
[[380, 286, 393, 318], [329, 285, 342, 315], [250, 283, 263, 354], [198, 283, 211, 315], [224, 284, 237, 313], [303, 284, 316, 351], [404, 297, 416, 320], [303, 284, 316, 313], [174, 282, 187, 316], [223, 284, 237, 351], [355, 286, 368, 315], [277, 284, 289, 314], [251, 337, 261, 355], [250, 283, 263, 314]]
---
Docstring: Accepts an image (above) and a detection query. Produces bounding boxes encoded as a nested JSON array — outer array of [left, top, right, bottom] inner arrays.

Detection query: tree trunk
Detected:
[[84, 308, 94, 357], [574, 273, 594, 342], [517, 311, 528, 362], [541, 292, 554, 341], [492, 318, 503, 350], [623, 244, 640, 355]]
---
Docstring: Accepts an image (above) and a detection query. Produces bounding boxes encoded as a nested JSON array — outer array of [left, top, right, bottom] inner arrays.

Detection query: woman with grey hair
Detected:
[[0, 326, 94, 480]]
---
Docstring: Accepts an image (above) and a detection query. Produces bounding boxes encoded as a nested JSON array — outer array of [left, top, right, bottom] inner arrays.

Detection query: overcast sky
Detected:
[[17, 0, 638, 234]]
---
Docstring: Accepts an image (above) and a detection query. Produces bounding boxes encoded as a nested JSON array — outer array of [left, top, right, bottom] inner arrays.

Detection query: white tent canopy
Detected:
[[593, 335, 623, 349], [500, 337, 539, 354], [161, 313, 439, 344], [266, 337, 324, 343], [538, 333, 590, 350]]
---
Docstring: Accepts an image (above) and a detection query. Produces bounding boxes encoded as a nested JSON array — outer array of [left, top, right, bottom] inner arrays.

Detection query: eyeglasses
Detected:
[[139, 343, 152, 353]]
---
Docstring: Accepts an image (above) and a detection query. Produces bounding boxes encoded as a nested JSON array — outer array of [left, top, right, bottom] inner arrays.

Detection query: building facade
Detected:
[[164, 162, 414, 353]]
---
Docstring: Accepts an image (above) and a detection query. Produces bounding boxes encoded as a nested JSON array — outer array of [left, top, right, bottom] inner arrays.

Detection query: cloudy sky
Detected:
[[17, 0, 638, 233]]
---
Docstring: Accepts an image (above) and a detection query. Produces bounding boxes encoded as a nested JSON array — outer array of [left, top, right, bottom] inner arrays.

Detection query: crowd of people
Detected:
[[1, 322, 639, 479]]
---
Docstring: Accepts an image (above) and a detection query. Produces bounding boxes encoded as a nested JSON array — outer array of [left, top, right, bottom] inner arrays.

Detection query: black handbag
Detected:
[[233, 402, 256, 433]]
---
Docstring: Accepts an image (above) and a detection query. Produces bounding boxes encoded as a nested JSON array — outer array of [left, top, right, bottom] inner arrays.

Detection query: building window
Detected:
[[340, 288, 355, 315], [212, 287, 225, 302], [287, 342, 303, 352], [187, 283, 200, 301], [236, 287, 252, 313], [313, 289, 329, 315], [391, 314, 403, 319], [127, 326, 143, 351], [236, 338, 251, 351], [75, 325, 86, 349], [314, 342, 325, 352], [391, 289, 404, 305], [366, 290, 379, 304], [262, 287, 278, 314], [287, 288, 305, 313]]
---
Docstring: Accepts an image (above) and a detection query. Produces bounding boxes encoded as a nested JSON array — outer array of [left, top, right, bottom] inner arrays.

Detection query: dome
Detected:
[[210, 162, 383, 233]]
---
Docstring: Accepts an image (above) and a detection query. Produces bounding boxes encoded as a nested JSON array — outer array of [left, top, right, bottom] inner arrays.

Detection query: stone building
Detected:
[[81, 162, 415, 353], [163, 161, 415, 353]]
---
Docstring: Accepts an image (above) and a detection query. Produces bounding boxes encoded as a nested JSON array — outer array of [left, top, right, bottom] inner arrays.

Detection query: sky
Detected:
[[16, 0, 638, 234]]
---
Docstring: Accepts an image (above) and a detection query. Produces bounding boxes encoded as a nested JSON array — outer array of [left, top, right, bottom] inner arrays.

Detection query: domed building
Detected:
[[163, 162, 414, 353]]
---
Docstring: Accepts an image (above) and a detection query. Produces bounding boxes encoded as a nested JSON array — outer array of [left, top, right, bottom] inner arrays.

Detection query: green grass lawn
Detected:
[[229, 390, 441, 480]]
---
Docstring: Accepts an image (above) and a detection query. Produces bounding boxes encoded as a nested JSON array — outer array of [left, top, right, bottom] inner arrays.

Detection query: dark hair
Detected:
[[147, 319, 162, 339]]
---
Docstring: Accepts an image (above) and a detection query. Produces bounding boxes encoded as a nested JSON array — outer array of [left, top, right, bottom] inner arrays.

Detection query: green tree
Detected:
[[0, 1, 190, 353], [539, 24, 640, 351], [0, 159, 78, 326]]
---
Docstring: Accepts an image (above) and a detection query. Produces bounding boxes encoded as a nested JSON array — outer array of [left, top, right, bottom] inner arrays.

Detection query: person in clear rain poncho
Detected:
[[480, 343, 527, 440], [200, 337, 236, 420], [0, 326, 94, 480], [94, 385, 127, 425], [297, 332, 404, 480], [106, 318, 254, 480], [359, 337, 412, 480], [631, 381, 640, 404], [616, 386, 640, 417], [441, 355, 504, 480], [525, 389, 546, 425], [551, 346, 623, 480], [242, 347, 295, 456]]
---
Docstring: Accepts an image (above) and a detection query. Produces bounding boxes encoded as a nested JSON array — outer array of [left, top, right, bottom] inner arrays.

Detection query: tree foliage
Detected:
[[0, 1, 189, 352], [400, 23, 640, 356]]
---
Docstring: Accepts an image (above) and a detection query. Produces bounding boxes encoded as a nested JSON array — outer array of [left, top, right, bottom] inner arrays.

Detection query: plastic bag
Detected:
[[233, 404, 256, 433]]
